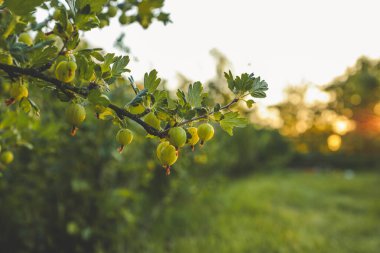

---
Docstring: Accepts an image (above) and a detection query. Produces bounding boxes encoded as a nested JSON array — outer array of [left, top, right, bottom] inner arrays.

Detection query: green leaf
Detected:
[[219, 112, 248, 136], [75, 14, 100, 31], [176, 89, 186, 106], [19, 97, 31, 113], [29, 44, 58, 68], [128, 89, 148, 106], [246, 99, 255, 108], [224, 71, 268, 97], [250, 77, 269, 98], [4, 0, 45, 15], [144, 70, 161, 93], [111, 56, 130, 77], [152, 90, 168, 108], [212, 111, 223, 121], [187, 81, 203, 108], [224, 71, 235, 92], [75, 55, 92, 81], [88, 90, 110, 107], [28, 98, 40, 117], [75, 0, 108, 13]]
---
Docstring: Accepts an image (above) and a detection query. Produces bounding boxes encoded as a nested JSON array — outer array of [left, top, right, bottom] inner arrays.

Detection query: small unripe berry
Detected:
[[65, 103, 86, 136], [197, 123, 214, 145], [18, 33, 33, 46], [168, 127, 187, 149], [53, 9, 61, 21], [119, 14, 129, 25], [144, 112, 161, 130], [187, 127, 199, 150], [127, 103, 145, 115], [10, 84, 28, 101], [55, 61, 77, 83], [108, 5, 118, 17], [0, 52, 12, 65], [1, 151, 14, 165], [116, 128, 133, 153]]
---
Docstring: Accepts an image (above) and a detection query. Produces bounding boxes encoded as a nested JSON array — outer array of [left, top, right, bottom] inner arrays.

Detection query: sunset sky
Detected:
[[84, 0, 380, 105]]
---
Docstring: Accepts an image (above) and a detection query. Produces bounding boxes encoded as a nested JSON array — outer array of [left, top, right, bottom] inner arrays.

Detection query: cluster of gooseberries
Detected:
[[62, 100, 214, 175], [160, 123, 214, 175], [114, 123, 214, 175]]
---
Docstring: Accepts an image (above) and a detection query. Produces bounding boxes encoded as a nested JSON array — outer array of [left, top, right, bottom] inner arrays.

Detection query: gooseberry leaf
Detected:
[[88, 90, 110, 107], [128, 89, 148, 105], [246, 99, 255, 108], [219, 112, 248, 136], [176, 90, 186, 106], [19, 97, 31, 113], [28, 98, 40, 117], [187, 81, 203, 108], [75, 0, 108, 14], [225, 71, 268, 97], [144, 70, 161, 93], [250, 77, 268, 98], [4, 0, 45, 15], [111, 56, 130, 77]]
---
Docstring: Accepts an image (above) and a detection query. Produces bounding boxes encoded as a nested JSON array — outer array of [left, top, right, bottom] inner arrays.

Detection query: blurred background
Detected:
[[1, 0, 380, 252]]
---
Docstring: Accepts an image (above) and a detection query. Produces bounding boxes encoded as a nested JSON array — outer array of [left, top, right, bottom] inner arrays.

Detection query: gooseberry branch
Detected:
[[0, 63, 242, 138]]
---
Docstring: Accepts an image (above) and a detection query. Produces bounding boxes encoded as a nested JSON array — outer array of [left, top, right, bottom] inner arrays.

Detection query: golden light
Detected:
[[296, 121, 308, 134], [332, 116, 355, 135], [327, 134, 342, 151], [373, 102, 380, 116]]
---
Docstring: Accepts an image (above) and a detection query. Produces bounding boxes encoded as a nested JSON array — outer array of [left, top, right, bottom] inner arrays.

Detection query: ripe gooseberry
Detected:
[[144, 112, 161, 130], [55, 61, 77, 83], [1, 151, 14, 165], [187, 127, 199, 151], [5, 83, 28, 106], [156, 141, 170, 160], [65, 103, 86, 136], [157, 142, 177, 175], [197, 123, 214, 145], [168, 127, 187, 150], [116, 128, 133, 153]]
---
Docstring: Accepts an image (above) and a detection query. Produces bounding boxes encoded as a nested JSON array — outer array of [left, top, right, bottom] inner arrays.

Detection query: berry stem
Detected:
[[5, 97, 15, 106], [70, 126, 78, 136], [165, 166, 171, 176], [118, 145, 124, 153]]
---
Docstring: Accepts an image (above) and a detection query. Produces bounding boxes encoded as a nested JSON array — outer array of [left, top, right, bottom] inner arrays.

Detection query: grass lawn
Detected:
[[143, 171, 380, 253]]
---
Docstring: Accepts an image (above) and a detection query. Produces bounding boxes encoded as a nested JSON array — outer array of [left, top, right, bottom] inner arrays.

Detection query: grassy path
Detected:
[[144, 172, 380, 253]]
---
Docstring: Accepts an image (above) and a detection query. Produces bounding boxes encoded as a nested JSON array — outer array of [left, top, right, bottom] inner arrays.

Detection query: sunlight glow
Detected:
[[327, 134, 342, 152], [332, 117, 356, 135]]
